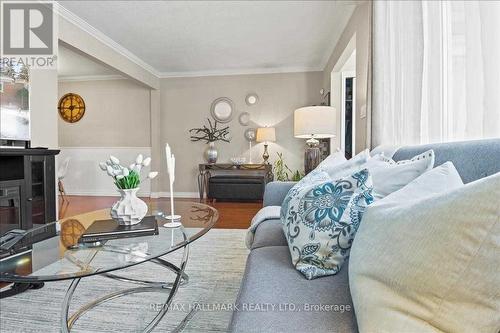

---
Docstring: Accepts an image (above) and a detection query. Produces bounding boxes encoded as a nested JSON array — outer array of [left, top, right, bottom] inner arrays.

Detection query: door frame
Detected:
[[341, 71, 356, 156]]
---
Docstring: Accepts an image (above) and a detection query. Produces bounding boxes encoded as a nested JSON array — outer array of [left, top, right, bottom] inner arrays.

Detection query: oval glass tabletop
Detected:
[[0, 201, 218, 283]]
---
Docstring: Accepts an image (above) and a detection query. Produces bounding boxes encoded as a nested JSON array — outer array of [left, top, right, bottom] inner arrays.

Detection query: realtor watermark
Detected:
[[150, 302, 352, 314], [1, 1, 57, 68]]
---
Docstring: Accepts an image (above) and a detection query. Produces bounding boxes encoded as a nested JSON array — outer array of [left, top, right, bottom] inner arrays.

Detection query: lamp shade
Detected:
[[256, 127, 276, 143], [294, 106, 336, 139]]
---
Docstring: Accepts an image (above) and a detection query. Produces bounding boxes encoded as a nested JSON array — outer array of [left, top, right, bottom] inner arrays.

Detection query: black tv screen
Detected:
[[0, 64, 30, 141]]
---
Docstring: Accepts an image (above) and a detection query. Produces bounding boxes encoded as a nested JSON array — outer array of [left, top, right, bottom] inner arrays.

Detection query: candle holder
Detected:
[[163, 143, 182, 228]]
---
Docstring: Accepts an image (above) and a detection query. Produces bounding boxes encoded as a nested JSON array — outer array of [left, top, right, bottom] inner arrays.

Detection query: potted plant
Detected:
[[189, 118, 230, 163], [99, 154, 158, 225], [273, 152, 304, 181]]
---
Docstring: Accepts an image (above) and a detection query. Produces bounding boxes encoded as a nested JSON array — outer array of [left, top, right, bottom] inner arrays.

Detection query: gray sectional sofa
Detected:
[[229, 139, 500, 333]]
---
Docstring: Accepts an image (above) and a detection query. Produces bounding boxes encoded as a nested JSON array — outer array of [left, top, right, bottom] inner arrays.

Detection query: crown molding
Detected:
[[158, 66, 323, 79], [57, 3, 160, 77], [58, 74, 125, 82]]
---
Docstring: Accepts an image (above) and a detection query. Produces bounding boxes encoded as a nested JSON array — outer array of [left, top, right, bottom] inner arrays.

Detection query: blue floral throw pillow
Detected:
[[280, 170, 331, 221], [281, 169, 374, 280]]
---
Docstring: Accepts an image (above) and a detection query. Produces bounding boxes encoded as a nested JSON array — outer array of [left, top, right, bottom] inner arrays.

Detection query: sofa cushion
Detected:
[[365, 150, 435, 199], [296, 152, 348, 187], [263, 181, 296, 207], [282, 169, 374, 279], [373, 161, 463, 205], [251, 218, 287, 249], [349, 172, 500, 333], [321, 149, 370, 180], [315, 150, 347, 171], [229, 246, 357, 333], [392, 138, 500, 183]]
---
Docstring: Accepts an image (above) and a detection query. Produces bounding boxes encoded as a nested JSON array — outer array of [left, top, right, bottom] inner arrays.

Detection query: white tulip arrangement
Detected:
[[99, 154, 158, 190]]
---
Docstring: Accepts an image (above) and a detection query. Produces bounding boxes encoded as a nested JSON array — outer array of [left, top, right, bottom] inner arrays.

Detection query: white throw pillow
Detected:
[[296, 150, 367, 187], [364, 150, 435, 199], [321, 149, 370, 180], [295, 152, 345, 188], [349, 171, 500, 333], [374, 161, 463, 205], [315, 150, 347, 171]]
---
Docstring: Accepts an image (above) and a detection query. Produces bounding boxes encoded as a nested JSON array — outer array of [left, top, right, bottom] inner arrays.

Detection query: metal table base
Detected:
[[61, 238, 193, 332]]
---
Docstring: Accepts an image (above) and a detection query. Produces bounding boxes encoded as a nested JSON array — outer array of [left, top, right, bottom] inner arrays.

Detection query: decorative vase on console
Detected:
[[189, 118, 231, 164], [205, 142, 218, 163], [99, 154, 158, 225]]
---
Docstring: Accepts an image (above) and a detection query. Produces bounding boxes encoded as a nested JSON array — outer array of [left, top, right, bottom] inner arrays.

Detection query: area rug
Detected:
[[0, 229, 248, 333]]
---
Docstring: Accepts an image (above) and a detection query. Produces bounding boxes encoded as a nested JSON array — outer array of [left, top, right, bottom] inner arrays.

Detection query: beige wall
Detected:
[[160, 72, 322, 194], [58, 79, 151, 147], [322, 2, 370, 154]]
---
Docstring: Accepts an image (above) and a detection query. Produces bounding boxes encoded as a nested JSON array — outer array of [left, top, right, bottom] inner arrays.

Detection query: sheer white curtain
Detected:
[[372, 0, 500, 146]]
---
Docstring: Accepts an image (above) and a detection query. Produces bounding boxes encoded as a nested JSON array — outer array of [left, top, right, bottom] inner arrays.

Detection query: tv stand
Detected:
[[0, 148, 59, 296], [0, 148, 60, 235]]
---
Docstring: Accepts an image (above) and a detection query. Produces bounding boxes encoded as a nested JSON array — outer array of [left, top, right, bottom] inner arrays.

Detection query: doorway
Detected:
[[341, 71, 356, 159], [330, 37, 356, 159]]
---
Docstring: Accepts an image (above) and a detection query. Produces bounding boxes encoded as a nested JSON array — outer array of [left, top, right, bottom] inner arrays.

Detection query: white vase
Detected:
[[110, 188, 148, 225]]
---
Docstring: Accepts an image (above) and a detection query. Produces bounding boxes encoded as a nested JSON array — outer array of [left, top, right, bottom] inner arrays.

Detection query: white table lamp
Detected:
[[294, 106, 336, 174]]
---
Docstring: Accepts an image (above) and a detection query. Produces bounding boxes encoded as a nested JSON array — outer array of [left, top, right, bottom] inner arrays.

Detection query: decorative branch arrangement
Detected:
[[189, 118, 231, 143]]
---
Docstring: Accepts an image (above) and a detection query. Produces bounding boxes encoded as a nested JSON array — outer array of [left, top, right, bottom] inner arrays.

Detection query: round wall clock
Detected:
[[58, 93, 86, 123]]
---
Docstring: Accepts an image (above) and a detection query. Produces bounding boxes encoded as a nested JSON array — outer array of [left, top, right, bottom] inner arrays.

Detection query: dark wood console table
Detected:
[[198, 163, 273, 200]]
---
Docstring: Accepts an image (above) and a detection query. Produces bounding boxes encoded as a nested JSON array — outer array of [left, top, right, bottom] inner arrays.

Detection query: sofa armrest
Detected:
[[263, 181, 296, 207]]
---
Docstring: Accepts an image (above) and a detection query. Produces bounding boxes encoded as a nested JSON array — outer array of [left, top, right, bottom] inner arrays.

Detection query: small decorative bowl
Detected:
[[230, 157, 246, 165]]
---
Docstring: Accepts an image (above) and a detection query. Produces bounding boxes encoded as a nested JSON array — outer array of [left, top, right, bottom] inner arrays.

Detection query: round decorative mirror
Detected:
[[238, 112, 251, 126], [245, 93, 259, 106], [244, 128, 257, 142], [210, 97, 234, 123]]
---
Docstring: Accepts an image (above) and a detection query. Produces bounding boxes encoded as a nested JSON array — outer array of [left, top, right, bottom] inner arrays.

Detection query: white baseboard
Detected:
[[150, 192, 199, 199]]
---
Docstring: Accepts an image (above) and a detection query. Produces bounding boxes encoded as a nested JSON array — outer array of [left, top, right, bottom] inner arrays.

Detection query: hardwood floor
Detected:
[[58, 196, 261, 229]]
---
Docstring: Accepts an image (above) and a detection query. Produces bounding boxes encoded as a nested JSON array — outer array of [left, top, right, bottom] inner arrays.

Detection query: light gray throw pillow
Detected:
[[349, 165, 499, 332]]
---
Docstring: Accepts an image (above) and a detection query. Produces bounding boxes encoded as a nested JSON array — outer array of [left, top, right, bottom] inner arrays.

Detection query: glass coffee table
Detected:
[[0, 201, 218, 332]]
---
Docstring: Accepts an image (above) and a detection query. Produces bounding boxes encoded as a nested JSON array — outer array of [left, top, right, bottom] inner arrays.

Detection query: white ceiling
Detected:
[[58, 44, 122, 80], [58, 1, 357, 77]]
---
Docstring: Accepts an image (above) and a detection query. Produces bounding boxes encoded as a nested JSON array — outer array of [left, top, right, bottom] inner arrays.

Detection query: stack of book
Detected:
[[79, 216, 159, 243]]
